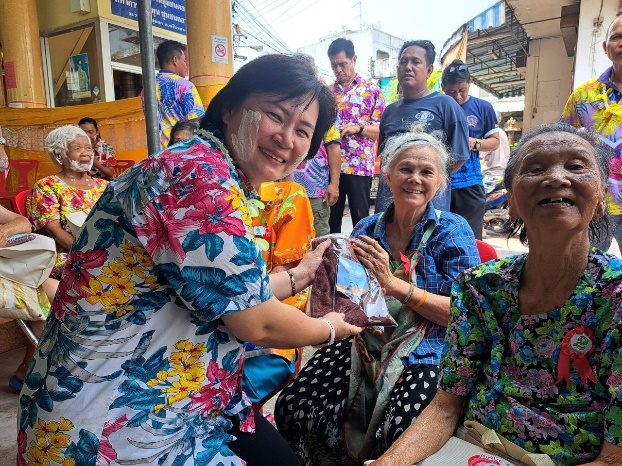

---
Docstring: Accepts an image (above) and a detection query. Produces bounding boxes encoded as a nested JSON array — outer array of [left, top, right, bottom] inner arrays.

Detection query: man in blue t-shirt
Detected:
[[375, 41, 470, 213], [441, 60, 499, 239]]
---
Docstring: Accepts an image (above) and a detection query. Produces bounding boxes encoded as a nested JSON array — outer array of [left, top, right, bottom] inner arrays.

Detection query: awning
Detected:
[[441, 1, 529, 99]]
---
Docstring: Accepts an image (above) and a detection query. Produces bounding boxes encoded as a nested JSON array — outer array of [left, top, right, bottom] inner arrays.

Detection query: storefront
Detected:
[[36, 0, 187, 108]]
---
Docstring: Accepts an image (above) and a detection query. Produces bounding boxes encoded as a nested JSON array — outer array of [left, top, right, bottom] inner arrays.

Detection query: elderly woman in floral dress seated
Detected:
[[371, 123, 622, 466]]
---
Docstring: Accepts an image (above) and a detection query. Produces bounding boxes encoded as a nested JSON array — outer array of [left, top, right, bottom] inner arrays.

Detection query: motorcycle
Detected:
[[483, 175, 511, 233]]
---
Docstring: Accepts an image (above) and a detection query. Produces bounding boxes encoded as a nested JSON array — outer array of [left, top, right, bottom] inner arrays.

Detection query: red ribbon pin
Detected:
[[556, 326, 597, 387]]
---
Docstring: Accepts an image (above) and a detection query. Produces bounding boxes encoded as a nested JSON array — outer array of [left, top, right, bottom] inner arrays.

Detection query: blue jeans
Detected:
[[595, 215, 622, 252]]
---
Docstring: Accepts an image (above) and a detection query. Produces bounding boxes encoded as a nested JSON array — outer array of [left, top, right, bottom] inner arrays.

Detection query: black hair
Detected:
[[201, 54, 336, 161], [156, 40, 186, 69], [327, 38, 355, 58], [78, 117, 99, 131], [169, 121, 196, 147], [503, 122, 610, 246], [441, 59, 471, 86], [78, 117, 100, 141], [399, 40, 436, 66]]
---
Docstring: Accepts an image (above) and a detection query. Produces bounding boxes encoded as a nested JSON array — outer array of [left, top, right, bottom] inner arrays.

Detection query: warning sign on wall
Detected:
[[212, 35, 229, 65]]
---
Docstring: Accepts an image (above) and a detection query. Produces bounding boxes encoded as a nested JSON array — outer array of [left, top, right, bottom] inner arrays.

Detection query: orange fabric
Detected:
[[253, 181, 316, 311]]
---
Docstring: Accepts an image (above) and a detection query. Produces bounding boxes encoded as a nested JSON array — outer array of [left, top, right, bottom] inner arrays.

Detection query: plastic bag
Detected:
[[309, 235, 396, 327]]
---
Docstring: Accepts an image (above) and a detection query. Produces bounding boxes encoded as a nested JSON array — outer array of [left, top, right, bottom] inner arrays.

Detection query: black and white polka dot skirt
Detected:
[[275, 338, 438, 465]]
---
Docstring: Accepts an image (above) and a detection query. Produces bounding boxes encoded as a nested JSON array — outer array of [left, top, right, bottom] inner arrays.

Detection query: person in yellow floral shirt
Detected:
[[561, 16, 622, 254], [27, 126, 108, 279]]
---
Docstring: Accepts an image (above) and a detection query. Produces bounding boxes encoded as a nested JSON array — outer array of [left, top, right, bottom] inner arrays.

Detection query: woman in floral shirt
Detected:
[[370, 123, 622, 466], [17, 55, 362, 466], [27, 126, 108, 279]]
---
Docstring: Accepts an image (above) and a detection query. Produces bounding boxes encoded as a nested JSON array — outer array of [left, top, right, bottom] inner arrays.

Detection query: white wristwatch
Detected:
[[0, 137, 5, 146]]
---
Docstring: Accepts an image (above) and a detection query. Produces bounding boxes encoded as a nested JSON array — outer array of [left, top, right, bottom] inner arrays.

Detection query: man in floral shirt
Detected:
[[561, 16, 622, 252], [144, 40, 205, 149], [327, 38, 386, 232]]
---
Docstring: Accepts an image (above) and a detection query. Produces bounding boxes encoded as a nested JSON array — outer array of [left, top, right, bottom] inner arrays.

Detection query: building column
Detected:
[[0, 0, 46, 108], [186, 0, 234, 107]]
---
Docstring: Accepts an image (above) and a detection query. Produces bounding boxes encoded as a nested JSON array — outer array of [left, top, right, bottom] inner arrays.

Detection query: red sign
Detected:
[[215, 43, 226, 58]]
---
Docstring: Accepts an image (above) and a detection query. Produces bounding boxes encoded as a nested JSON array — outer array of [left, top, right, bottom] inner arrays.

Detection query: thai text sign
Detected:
[[111, 0, 187, 35]]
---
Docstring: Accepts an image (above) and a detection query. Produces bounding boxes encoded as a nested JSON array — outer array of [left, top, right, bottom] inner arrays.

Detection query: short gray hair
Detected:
[[45, 126, 89, 167], [380, 125, 451, 191]]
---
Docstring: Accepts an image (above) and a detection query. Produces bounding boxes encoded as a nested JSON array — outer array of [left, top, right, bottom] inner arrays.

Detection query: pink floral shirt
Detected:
[[332, 75, 386, 177]]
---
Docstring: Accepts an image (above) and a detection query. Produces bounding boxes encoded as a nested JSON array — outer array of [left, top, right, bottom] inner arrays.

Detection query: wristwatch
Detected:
[[474, 138, 481, 151], [358, 125, 364, 135], [0, 137, 5, 146]]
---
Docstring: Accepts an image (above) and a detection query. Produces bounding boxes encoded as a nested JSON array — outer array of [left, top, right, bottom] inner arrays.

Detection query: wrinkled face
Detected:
[[397, 46, 432, 96], [442, 80, 471, 105], [79, 123, 98, 146], [172, 128, 195, 144], [64, 135, 94, 172], [385, 145, 443, 209], [330, 51, 357, 86], [604, 17, 622, 66], [223, 93, 319, 188], [507, 132, 606, 237]]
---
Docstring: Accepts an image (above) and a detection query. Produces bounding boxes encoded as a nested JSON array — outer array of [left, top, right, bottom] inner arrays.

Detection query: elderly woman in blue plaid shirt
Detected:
[[275, 126, 480, 465]]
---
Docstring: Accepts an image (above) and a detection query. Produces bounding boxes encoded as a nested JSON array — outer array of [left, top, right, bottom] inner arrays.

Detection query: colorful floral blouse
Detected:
[[332, 75, 386, 177], [289, 118, 341, 199], [91, 138, 117, 178], [27, 175, 108, 278], [439, 251, 622, 465], [17, 129, 272, 466], [561, 67, 622, 215]]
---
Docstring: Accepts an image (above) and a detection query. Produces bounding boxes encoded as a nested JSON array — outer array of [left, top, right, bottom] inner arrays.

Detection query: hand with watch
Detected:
[[473, 138, 482, 151]]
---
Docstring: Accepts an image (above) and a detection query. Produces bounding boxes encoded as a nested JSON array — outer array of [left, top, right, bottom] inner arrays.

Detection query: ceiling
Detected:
[[507, 0, 579, 39], [460, 0, 580, 98], [464, 2, 529, 98]]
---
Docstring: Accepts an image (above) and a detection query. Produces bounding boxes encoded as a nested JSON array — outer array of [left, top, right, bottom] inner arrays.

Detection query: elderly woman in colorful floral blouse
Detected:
[[371, 123, 622, 466]]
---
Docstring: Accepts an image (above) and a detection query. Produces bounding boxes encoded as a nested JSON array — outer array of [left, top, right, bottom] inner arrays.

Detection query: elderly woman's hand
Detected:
[[353, 235, 399, 292]]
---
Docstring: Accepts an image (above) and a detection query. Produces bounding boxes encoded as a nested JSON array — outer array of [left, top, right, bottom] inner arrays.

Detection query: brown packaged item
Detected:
[[310, 235, 395, 327]]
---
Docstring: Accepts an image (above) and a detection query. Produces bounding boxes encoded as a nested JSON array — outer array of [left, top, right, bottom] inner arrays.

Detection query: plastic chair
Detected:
[[14, 189, 29, 216], [0, 159, 38, 213], [113, 159, 136, 178], [476, 239, 498, 263]]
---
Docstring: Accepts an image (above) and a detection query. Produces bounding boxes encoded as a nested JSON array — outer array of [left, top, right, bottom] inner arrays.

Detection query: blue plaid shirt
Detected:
[[351, 202, 479, 366]]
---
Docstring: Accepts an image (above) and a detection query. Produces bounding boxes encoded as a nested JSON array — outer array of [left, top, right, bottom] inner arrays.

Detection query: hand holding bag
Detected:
[[0, 234, 56, 288]]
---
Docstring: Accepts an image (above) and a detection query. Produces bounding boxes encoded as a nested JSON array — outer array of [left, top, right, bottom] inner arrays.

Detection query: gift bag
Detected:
[[309, 235, 395, 327], [65, 211, 89, 237], [0, 278, 51, 321], [0, 234, 56, 287]]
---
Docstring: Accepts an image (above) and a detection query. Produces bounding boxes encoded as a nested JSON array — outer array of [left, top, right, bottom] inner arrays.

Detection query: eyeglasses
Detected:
[[446, 64, 468, 74]]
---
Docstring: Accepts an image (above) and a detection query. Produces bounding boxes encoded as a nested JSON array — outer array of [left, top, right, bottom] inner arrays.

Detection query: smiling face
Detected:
[[64, 135, 94, 173], [442, 80, 471, 105], [507, 132, 606, 238], [222, 93, 319, 187], [604, 16, 622, 67], [385, 145, 443, 211], [397, 46, 433, 98], [330, 51, 357, 86]]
